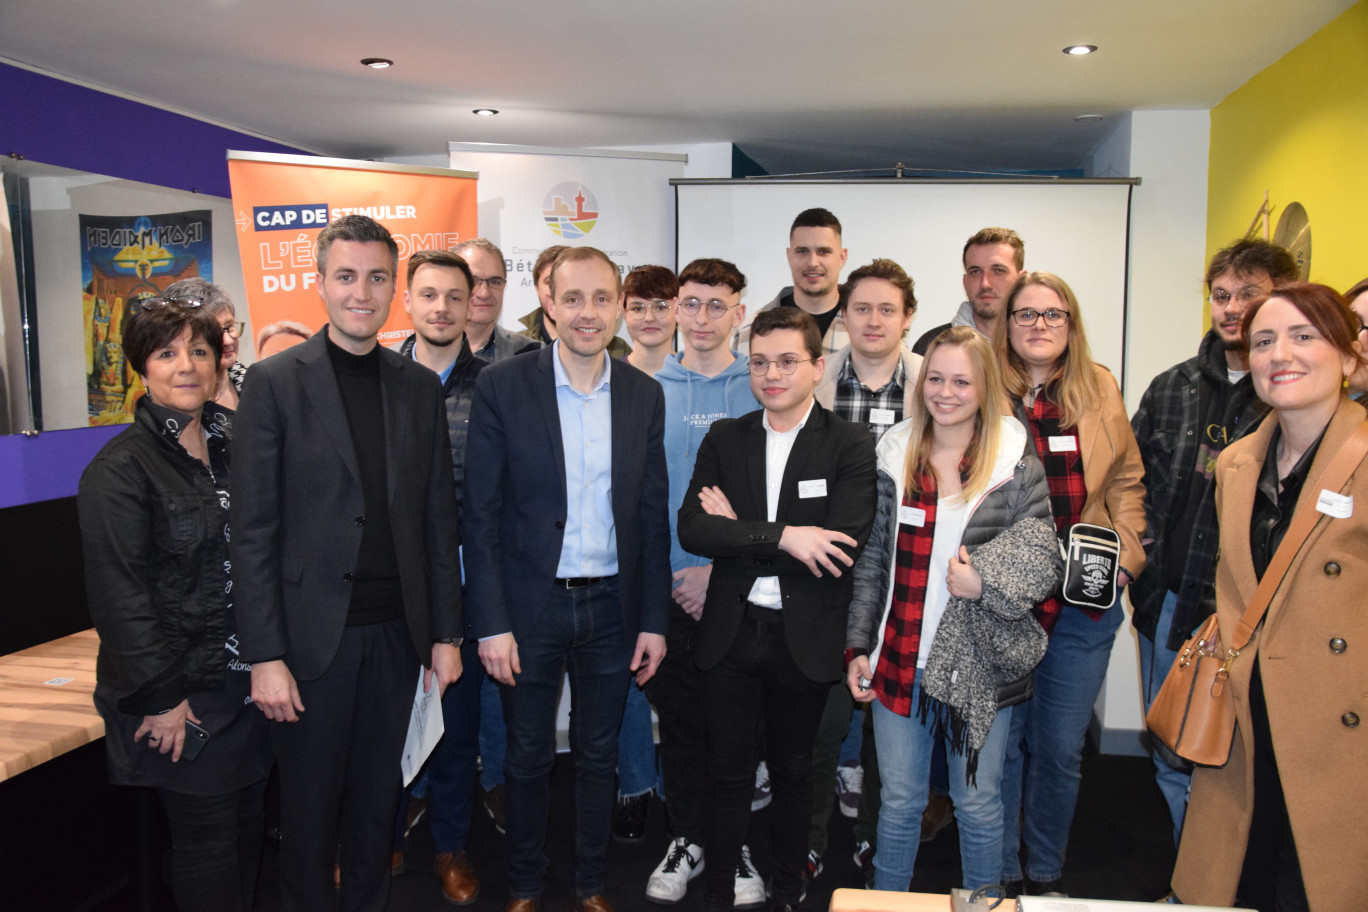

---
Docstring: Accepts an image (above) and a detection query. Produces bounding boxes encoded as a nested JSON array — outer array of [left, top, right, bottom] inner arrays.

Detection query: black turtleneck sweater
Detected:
[[326, 331, 403, 625]]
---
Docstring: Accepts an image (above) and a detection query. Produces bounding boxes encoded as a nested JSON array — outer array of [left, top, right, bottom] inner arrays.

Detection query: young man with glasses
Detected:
[[622, 265, 679, 376], [643, 258, 764, 906], [679, 306, 875, 912], [454, 238, 541, 362], [1129, 238, 1297, 848]]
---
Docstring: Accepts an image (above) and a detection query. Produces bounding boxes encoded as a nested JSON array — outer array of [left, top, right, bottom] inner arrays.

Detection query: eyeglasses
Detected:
[[679, 297, 738, 319], [1010, 308, 1070, 328], [626, 301, 673, 317], [747, 356, 812, 376], [220, 321, 245, 339], [136, 294, 205, 312], [1208, 288, 1264, 308], [472, 276, 506, 290]]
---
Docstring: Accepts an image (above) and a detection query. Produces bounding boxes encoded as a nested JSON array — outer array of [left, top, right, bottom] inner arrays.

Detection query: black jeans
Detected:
[[644, 604, 708, 844], [157, 779, 268, 912], [702, 605, 828, 910]]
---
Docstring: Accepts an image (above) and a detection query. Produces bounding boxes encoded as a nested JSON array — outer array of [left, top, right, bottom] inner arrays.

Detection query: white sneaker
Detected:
[[733, 844, 767, 909], [646, 837, 704, 904], [751, 761, 772, 812], [834, 760, 863, 818]]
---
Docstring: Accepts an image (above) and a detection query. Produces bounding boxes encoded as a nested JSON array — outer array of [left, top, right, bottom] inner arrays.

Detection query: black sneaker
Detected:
[[613, 792, 649, 843]]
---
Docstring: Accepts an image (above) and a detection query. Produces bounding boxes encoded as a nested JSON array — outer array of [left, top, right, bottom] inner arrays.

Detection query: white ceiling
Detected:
[[0, 0, 1355, 175]]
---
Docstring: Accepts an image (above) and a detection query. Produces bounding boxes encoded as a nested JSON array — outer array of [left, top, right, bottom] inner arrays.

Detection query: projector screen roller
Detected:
[[674, 179, 1135, 387]]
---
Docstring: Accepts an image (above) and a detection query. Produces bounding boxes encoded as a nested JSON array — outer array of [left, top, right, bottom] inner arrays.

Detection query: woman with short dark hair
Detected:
[[79, 292, 269, 912]]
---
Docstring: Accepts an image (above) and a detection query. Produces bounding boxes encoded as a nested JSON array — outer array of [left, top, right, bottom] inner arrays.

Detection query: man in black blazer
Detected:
[[464, 247, 670, 912], [231, 216, 463, 912], [678, 307, 876, 912]]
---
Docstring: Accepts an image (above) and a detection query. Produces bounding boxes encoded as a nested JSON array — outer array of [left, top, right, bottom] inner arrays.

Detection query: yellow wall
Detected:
[[1207, 0, 1368, 291]]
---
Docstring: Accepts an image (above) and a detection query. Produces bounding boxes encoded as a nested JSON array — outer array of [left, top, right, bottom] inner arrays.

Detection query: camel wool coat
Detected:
[[1172, 397, 1368, 910]]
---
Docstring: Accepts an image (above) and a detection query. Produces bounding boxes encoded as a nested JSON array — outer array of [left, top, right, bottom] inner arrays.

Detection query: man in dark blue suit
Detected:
[[464, 246, 671, 912]]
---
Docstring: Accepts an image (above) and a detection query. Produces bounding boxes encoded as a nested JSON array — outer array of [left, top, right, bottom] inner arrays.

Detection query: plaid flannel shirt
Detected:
[[1021, 393, 1088, 630], [1129, 331, 1267, 650], [874, 477, 939, 717], [832, 355, 907, 446]]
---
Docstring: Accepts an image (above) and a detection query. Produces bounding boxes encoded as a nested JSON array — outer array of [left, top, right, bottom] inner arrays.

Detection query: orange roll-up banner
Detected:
[[227, 151, 478, 347]]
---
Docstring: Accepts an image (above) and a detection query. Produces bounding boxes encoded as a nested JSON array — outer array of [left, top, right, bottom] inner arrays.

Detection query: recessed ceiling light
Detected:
[[472, 109, 499, 117], [1063, 45, 1097, 56], [1075, 114, 1104, 123], [361, 57, 393, 69]]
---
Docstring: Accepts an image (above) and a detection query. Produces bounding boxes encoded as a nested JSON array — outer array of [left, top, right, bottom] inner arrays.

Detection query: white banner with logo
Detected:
[[447, 143, 685, 336]]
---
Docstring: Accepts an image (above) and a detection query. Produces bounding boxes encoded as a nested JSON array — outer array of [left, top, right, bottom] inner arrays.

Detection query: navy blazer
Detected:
[[463, 345, 671, 641], [229, 329, 463, 680], [677, 403, 876, 683]]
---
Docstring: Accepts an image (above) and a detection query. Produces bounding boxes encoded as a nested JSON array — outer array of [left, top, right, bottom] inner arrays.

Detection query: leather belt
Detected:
[[554, 575, 616, 589]]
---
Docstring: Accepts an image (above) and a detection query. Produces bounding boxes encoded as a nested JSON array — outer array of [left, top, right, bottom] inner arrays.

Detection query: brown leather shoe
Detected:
[[576, 894, 614, 912], [504, 899, 540, 912], [435, 850, 479, 905], [920, 790, 956, 843], [391, 850, 406, 876]]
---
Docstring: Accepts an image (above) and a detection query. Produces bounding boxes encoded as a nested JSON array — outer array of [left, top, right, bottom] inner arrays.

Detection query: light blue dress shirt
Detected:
[[552, 341, 618, 578]]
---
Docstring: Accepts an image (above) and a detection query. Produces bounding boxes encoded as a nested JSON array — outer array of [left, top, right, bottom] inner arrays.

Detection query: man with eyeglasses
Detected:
[[912, 227, 1024, 355], [454, 238, 542, 362], [622, 265, 680, 376], [642, 258, 765, 906], [1130, 238, 1297, 847], [679, 306, 875, 912], [737, 208, 850, 356], [804, 258, 923, 891]]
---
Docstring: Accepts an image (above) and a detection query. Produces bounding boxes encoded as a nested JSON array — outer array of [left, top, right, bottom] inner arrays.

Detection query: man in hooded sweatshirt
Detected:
[[643, 257, 762, 906]]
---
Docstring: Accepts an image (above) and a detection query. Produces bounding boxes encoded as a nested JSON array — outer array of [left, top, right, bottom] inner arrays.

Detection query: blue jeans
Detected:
[[838, 700, 863, 765], [1138, 590, 1191, 847], [618, 681, 660, 797], [1000, 599, 1124, 882], [500, 578, 634, 900], [479, 675, 505, 790], [871, 674, 1013, 892]]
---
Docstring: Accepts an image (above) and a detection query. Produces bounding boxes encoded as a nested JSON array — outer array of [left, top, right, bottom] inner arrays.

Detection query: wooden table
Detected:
[[0, 628, 103, 781]]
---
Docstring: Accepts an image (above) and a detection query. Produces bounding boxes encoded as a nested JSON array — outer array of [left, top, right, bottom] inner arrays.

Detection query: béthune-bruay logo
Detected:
[[543, 182, 599, 239]]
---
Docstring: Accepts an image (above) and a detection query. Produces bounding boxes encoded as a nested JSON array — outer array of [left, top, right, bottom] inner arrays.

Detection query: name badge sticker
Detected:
[[1316, 489, 1353, 519], [798, 479, 828, 499], [898, 506, 926, 527], [869, 408, 896, 426], [1048, 435, 1078, 453]]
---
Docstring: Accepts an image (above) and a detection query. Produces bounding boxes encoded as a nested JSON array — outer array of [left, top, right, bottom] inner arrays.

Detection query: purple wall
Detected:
[[0, 62, 308, 197], [0, 62, 312, 506]]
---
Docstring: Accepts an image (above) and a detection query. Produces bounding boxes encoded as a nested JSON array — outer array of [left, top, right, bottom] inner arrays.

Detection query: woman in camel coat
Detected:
[[1173, 282, 1368, 911]]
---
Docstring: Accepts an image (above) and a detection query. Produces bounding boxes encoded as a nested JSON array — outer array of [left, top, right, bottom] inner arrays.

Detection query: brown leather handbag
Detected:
[[1146, 420, 1368, 767]]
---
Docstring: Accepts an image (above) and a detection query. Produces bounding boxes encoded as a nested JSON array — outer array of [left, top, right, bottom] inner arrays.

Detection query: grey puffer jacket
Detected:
[[846, 415, 1061, 721]]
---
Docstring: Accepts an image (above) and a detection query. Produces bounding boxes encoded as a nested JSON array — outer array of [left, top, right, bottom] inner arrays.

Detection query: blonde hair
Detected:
[[995, 271, 1104, 428], [902, 327, 1005, 503]]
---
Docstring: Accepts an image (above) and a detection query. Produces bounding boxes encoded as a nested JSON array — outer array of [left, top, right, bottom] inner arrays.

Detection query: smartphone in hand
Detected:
[[181, 720, 211, 761]]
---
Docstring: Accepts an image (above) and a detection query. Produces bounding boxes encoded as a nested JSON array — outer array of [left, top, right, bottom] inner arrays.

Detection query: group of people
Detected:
[[76, 205, 1367, 912]]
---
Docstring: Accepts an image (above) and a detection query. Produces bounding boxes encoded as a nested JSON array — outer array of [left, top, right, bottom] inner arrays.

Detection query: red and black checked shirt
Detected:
[[1022, 392, 1101, 626], [872, 475, 940, 717]]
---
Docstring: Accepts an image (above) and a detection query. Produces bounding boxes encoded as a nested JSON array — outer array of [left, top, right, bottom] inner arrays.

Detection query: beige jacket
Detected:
[[1172, 397, 1368, 911]]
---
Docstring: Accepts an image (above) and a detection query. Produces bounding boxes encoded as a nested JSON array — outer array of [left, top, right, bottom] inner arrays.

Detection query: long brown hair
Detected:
[[902, 327, 1005, 503], [995, 271, 1104, 428]]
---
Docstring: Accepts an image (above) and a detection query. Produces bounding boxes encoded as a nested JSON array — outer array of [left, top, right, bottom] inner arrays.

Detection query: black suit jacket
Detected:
[[229, 329, 463, 680], [677, 403, 876, 683], [463, 346, 671, 642]]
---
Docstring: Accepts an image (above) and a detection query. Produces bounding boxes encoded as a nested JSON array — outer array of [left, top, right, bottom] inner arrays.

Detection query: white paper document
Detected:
[[401, 669, 445, 786]]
